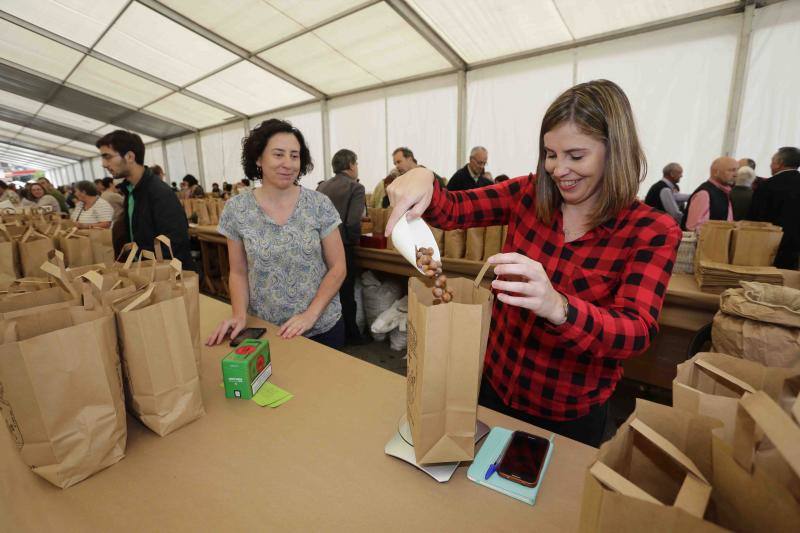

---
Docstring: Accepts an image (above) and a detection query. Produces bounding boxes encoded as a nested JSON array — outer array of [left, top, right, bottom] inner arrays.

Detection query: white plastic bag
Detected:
[[361, 271, 402, 340], [354, 277, 365, 334]]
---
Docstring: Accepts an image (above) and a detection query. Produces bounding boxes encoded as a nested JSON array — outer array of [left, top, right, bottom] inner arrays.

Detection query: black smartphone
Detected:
[[229, 327, 267, 347], [496, 431, 551, 488]]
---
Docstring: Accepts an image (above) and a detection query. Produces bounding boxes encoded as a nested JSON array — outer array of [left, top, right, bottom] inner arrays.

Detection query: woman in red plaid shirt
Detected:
[[386, 80, 681, 447]]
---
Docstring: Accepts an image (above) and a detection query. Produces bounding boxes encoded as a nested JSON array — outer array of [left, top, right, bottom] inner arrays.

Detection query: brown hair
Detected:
[[535, 79, 646, 228]]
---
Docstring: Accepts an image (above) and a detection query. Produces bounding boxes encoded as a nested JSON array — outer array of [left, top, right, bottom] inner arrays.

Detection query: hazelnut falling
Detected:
[[416, 247, 454, 304]]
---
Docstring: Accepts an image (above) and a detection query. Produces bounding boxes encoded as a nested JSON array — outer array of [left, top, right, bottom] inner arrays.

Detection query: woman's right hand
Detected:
[[385, 167, 436, 236], [206, 315, 246, 346]]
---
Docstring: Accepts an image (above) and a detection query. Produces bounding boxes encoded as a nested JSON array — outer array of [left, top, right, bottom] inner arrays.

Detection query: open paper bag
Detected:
[[406, 267, 492, 464]]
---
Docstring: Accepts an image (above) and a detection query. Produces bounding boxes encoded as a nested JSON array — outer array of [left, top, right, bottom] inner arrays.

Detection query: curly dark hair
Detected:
[[242, 119, 313, 184]]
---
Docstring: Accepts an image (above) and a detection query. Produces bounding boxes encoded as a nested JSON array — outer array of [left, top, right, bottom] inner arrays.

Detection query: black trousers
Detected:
[[309, 316, 345, 350], [774, 248, 799, 270], [478, 380, 608, 448], [340, 246, 360, 340]]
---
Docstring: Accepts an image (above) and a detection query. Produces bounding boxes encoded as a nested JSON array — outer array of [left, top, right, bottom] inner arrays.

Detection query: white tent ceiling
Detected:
[[0, 0, 761, 171]]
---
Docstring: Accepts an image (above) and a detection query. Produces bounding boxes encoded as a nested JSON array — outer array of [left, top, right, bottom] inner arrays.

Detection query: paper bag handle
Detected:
[[115, 242, 139, 270], [693, 359, 756, 395], [629, 418, 709, 483], [154, 234, 173, 262], [77, 272, 105, 310], [0, 222, 11, 241], [119, 283, 154, 313], [473, 260, 492, 288], [733, 391, 800, 477], [672, 473, 712, 518], [39, 250, 80, 299], [589, 462, 663, 505]]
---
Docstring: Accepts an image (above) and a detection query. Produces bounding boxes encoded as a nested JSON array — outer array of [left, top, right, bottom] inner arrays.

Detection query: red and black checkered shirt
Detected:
[[424, 174, 681, 421]]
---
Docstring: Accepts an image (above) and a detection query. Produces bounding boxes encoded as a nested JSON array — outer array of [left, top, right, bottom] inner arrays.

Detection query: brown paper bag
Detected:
[[579, 400, 724, 533], [0, 223, 19, 282], [430, 227, 445, 253], [17, 226, 55, 277], [711, 392, 800, 531], [194, 200, 211, 226], [693, 221, 734, 279], [501, 225, 509, 250], [112, 277, 205, 437], [78, 228, 115, 266], [465, 227, 485, 261], [482, 226, 503, 261], [0, 302, 126, 488], [58, 227, 93, 268], [673, 352, 799, 444], [711, 282, 800, 367], [124, 239, 201, 376], [443, 229, 466, 259], [730, 224, 783, 266], [367, 207, 385, 234], [406, 274, 492, 464]]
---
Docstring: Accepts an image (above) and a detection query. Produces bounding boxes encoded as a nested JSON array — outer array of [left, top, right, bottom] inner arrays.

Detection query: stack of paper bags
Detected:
[[695, 260, 783, 293]]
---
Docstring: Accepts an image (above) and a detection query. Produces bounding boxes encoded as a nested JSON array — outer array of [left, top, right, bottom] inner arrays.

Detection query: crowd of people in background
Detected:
[[644, 146, 800, 268]]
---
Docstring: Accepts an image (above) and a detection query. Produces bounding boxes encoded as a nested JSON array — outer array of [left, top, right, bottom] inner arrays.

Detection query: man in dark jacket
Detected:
[[317, 149, 367, 344], [96, 130, 195, 270], [749, 146, 800, 269], [448, 146, 493, 191]]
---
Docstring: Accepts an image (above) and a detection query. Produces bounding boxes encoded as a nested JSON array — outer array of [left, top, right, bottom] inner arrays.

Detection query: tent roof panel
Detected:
[[36, 104, 106, 133], [0, 88, 43, 115], [0, 19, 83, 80], [313, 3, 451, 83], [67, 56, 173, 108], [145, 93, 235, 129], [188, 60, 313, 115], [259, 33, 381, 94], [92, 124, 158, 144], [267, 0, 371, 28], [2, 0, 129, 47], [94, 2, 239, 86], [158, 0, 303, 53], [406, 0, 571, 63], [554, 0, 737, 39]]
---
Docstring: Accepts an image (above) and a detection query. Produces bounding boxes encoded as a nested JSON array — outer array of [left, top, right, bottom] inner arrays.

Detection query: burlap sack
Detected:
[[443, 229, 466, 259], [465, 227, 485, 261], [711, 282, 800, 368]]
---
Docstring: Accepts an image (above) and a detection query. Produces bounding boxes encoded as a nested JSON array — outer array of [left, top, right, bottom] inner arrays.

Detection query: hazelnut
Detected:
[[432, 287, 444, 297], [442, 292, 452, 303]]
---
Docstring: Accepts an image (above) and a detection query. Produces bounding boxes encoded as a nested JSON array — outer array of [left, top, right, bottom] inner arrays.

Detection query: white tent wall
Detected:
[[81, 160, 94, 183], [200, 127, 224, 190], [144, 141, 166, 179], [90, 156, 104, 180], [166, 134, 201, 184], [734, 0, 800, 175], [221, 122, 247, 185], [329, 89, 387, 193], [386, 74, 458, 184], [250, 102, 326, 188], [466, 50, 574, 180], [576, 13, 741, 196]]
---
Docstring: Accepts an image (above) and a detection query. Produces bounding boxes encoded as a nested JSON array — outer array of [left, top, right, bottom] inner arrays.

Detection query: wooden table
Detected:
[[1, 296, 596, 532]]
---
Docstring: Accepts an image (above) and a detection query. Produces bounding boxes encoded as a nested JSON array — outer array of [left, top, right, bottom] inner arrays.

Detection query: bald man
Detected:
[[682, 156, 737, 231]]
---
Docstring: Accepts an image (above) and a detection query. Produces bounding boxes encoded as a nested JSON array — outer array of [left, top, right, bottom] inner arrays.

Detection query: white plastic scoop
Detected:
[[391, 214, 441, 275]]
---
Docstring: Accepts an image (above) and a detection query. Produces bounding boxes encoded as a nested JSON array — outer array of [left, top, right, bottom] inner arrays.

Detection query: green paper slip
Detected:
[[266, 394, 293, 408], [252, 382, 292, 407]]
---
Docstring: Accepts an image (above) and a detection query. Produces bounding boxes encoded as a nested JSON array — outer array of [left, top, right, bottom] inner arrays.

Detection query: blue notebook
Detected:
[[466, 427, 555, 505]]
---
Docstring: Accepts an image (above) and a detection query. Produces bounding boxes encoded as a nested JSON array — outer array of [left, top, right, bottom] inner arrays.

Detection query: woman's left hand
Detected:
[[279, 311, 318, 339], [488, 252, 567, 324]]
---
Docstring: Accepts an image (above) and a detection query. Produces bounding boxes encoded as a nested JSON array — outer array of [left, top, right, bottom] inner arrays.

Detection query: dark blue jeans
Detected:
[[309, 316, 345, 350]]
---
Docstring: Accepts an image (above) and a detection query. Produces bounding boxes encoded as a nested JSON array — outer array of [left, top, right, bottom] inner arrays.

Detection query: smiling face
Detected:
[[543, 122, 607, 210], [30, 183, 45, 199], [258, 132, 301, 189]]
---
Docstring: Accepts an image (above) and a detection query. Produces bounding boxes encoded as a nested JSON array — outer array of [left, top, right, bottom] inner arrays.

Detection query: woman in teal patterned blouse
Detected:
[[206, 119, 346, 348]]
